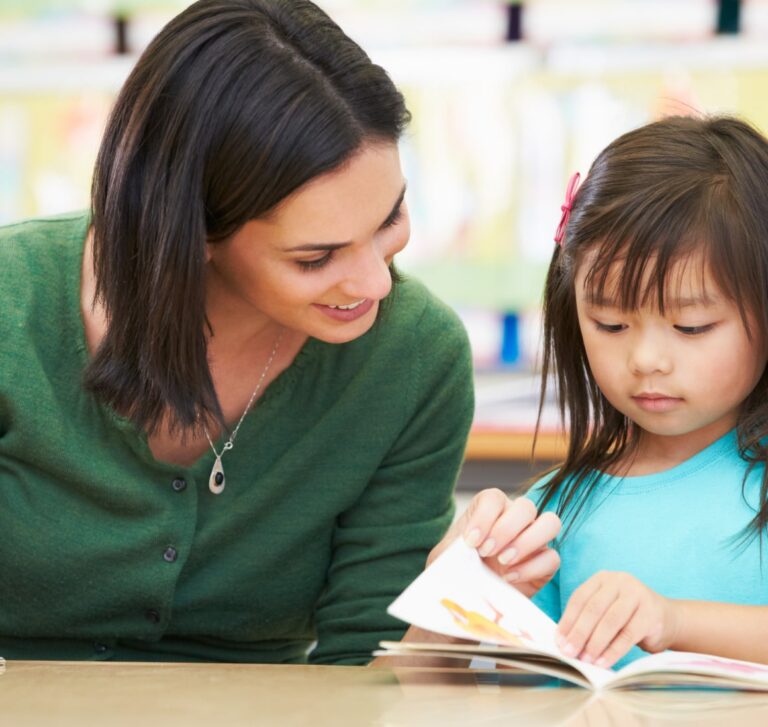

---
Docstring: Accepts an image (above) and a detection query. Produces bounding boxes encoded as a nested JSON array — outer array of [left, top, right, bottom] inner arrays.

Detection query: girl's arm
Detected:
[[555, 571, 768, 667], [671, 600, 768, 664]]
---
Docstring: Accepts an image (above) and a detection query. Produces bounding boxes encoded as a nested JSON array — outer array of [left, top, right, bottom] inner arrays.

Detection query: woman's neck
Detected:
[[82, 230, 284, 361], [204, 268, 278, 357]]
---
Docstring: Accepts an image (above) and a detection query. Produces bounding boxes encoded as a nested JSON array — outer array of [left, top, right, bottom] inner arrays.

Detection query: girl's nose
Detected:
[[629, 335, 673, 376]]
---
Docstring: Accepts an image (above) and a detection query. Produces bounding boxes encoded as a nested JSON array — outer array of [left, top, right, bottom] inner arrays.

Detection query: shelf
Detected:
[[466, 426, 567, 462], [0, 59, 134, 93], [7, 37, 768, 93]]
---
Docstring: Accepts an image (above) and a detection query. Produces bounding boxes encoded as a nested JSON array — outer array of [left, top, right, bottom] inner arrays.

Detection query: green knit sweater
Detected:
[[0, 213, 474, 664]]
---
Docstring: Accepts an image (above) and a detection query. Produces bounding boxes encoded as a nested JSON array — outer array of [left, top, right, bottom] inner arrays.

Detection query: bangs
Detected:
[[579, 178, 757, 327]]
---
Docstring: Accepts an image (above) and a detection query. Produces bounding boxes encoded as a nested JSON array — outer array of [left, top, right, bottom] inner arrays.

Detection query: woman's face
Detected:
[[206, 142, 409, 344]]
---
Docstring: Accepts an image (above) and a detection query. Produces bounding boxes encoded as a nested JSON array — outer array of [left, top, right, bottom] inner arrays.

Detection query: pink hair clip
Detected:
[[554, 172, 581, 246]]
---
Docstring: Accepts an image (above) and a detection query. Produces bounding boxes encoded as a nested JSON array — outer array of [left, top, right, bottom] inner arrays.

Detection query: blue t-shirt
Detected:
[[530, 429, 768, 668]]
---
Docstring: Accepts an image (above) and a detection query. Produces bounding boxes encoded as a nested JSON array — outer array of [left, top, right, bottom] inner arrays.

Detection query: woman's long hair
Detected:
[[537, 115, 768, 542], [86, 0, 410, 435]]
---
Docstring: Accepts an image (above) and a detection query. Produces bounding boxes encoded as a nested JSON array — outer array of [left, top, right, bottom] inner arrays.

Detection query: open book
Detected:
[[377, 539, 768, 691]]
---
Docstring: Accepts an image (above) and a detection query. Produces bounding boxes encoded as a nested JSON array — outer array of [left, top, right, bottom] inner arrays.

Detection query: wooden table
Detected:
[[3, 660, 768, 726]]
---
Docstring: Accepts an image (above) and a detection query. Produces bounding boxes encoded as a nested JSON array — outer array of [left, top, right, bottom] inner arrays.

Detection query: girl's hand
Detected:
[[556, 571, 681, 668], [428, 489, 561, 598]]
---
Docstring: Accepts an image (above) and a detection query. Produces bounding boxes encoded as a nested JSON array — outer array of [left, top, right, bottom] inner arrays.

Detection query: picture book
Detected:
[[377, 539, 768, 691]]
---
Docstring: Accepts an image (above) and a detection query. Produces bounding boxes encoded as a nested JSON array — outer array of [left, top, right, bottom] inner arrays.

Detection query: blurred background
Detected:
[[0, 0, 763, 490]]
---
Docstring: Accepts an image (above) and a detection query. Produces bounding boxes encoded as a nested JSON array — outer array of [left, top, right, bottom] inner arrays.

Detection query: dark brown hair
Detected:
[[537, 115, 768, 542], [86, 0, 410, 434]]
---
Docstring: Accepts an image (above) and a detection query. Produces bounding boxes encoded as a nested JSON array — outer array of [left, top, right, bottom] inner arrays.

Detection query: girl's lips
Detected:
[[632, 395, 684, 413], [313, 298, 375, 322]]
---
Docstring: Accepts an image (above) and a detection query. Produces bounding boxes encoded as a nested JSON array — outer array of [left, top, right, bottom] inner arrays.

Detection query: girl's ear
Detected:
[[204, 243, 213, 263]]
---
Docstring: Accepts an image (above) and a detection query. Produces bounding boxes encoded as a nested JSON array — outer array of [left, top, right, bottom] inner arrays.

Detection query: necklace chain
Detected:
[[204, 329, 284, 494]]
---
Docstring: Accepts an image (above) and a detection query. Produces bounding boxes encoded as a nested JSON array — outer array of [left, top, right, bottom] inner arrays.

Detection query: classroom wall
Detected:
[[1, 1, 765, 489]]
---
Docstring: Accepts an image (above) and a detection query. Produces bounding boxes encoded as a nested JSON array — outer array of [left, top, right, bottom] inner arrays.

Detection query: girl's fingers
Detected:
[[593, 612, 647, 668], [557, 578, 618, 658], [456, 492, 562, 591], [579, 596, 639, 664], [460, 488, 511, 550], [501, 546, 560, 585], [495, 511, 561, 565], [475, 497, 538, 558], [557, 575, 602, 634], [426, 488, 510, 567]]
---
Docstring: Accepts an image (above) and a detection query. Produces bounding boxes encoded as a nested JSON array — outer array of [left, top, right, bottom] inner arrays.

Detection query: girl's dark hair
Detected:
[[86, 0, 410, 434], [537, 115, 768, 542]]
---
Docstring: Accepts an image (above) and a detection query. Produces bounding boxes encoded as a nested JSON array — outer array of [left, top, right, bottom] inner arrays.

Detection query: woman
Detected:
[[0, 0, 559, 664]]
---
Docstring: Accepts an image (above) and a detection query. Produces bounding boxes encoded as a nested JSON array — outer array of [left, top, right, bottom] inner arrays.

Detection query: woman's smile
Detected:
[[313, 298, 375, 322]]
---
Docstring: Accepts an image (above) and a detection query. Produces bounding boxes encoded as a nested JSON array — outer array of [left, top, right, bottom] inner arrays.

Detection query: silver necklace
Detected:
[[204, 330, 283, 495]]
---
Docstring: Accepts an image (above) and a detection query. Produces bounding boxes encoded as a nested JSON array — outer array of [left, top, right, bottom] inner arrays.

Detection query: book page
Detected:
[[388, 539, 558, 647], [386, 538, 614, 687], [386, 540, 768, 691], [612, 650, 768, 689]]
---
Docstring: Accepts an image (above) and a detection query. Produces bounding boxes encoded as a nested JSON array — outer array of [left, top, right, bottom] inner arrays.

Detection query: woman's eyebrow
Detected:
[[285, 183, 407, 252]]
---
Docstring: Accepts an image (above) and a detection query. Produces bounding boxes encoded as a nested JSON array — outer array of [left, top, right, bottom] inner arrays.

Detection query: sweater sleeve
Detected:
[[308, 299, 474, 665]]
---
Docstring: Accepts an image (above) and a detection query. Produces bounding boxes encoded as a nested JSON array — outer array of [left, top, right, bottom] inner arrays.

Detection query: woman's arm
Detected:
[[310, 289, 560, 666]]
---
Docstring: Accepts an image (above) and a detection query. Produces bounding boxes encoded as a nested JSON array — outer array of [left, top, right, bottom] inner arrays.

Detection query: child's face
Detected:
[[574, 249, 767, 449]]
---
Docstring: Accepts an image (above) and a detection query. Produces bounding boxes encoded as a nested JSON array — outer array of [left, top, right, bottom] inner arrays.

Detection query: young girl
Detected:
[[530, 115, 768, 670]]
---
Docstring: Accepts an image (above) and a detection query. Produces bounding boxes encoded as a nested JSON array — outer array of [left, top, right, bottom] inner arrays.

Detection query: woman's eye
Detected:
[[297, 252, 333, 271], [675, 323, 715, 335], [381, 205, 403, 229], [594, 321, 626, 333]]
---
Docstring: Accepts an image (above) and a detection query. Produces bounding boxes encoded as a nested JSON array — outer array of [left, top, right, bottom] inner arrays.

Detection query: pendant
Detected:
[[209, 456, 226, 495]]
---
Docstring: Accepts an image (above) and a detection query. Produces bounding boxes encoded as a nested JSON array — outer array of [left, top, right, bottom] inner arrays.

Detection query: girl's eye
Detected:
[[675, 323, 715, 335], [297, 252, 333, 271], [594, 321, 626, 333]]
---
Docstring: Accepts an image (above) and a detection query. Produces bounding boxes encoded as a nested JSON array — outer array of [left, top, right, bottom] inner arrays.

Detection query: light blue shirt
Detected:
[[530, 429, 768, 667]]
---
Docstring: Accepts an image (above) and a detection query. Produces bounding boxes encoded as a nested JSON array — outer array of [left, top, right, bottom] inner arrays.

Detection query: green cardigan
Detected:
[[0, 213, 474, 664]]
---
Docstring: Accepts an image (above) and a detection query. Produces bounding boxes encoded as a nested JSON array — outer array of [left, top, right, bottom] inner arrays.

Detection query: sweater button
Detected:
[[171, 478, 187, 492], [163, 546, 178, 563], [93, 642, 109, 654], [145, 609, 161, 624]]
